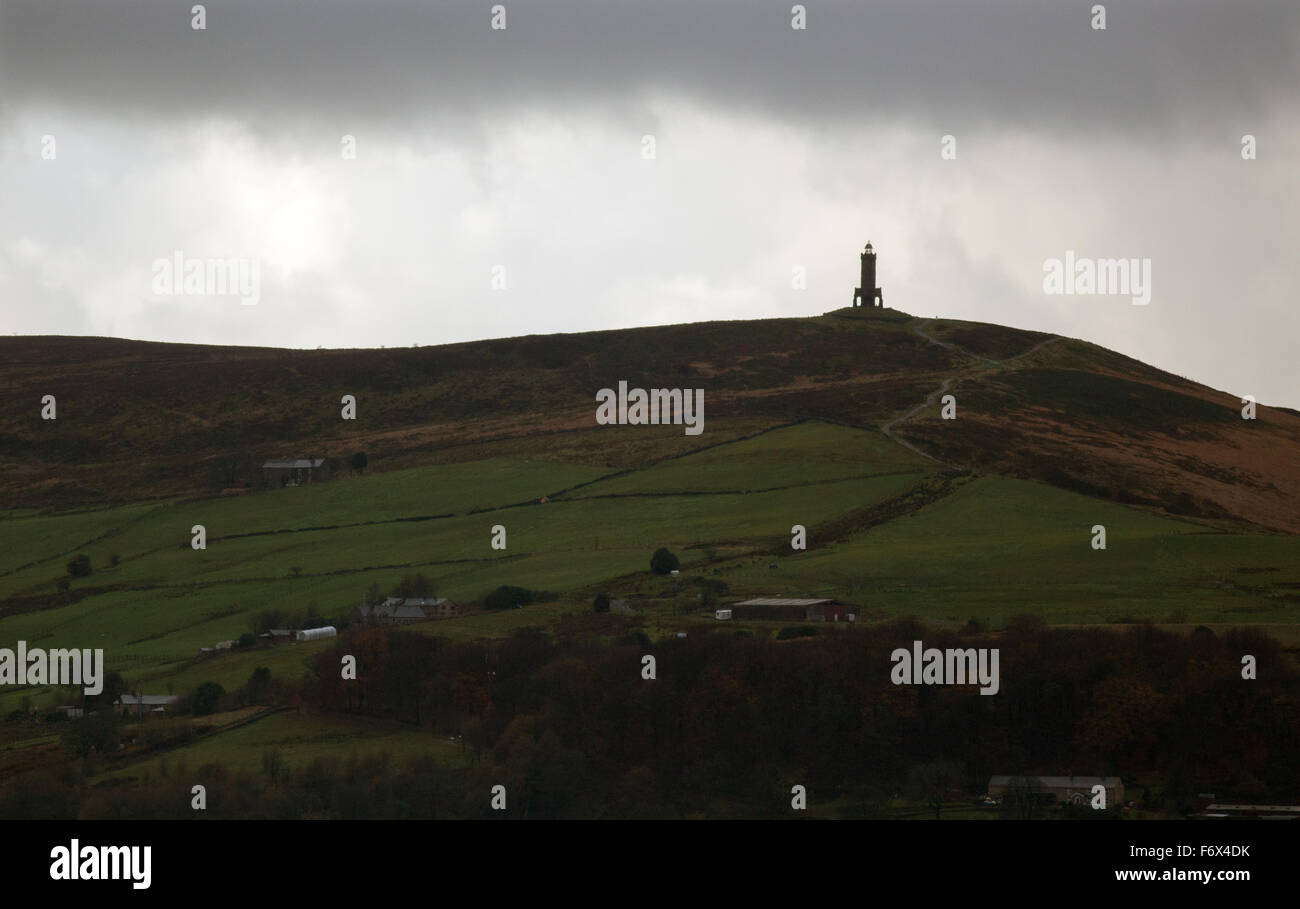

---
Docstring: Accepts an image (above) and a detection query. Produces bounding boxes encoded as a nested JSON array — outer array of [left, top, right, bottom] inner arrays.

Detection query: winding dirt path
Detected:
[[879, 319, 1064, 464]]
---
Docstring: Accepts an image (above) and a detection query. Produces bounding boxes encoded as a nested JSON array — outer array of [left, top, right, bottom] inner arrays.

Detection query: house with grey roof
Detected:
[[262, 458, 330, 488], [115, 694, 181, 717], [353, 596, 462, 624], [987, 775, 1124, 807]]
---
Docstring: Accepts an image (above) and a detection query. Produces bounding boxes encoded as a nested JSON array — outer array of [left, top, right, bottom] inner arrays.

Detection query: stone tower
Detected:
[[852, 242, 884, 308]]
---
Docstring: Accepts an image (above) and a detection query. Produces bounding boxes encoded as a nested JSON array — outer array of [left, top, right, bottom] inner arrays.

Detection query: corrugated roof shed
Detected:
[[735, 597, 833, 607]]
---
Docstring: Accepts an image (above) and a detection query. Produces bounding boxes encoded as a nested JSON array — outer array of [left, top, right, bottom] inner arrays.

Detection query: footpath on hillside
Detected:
[[879, 319, 1063, 465]]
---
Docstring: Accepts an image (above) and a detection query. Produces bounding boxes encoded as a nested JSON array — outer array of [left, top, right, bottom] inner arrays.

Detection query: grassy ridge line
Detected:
[[0, 423, 849, 598], [552, 474, 969, 604], [9, 422, 800, 556], [92, 707, 471, 787], [3, 553, 533, 618], [554, 469, 923, 501], [549, 418, 810, 499], [0, 502, 168, 578], [12, 423, 816, 573], [192, 510, 456, 543], [792, 471, 973, 555], [0, 457, 613, 597], [84, 706, 292, 787]]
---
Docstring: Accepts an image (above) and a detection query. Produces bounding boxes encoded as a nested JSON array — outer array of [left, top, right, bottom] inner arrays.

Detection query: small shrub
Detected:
[[66, 553, 92, 578]]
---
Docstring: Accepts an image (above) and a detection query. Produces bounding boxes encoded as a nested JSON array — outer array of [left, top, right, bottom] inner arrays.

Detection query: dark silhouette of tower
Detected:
[[852, 242, 884, 308]]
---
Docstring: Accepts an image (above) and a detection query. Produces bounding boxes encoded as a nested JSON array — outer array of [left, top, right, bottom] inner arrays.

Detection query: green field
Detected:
[[2, 420, 1298, 721], [563, 421, 929, 495], [94, 708, 470, 786], [718, 474, 1300, 624]]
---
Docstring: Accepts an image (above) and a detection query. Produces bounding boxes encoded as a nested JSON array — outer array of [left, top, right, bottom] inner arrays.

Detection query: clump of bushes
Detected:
[[485, 586, 534, 611], [650, 548, 679, 575], [188, 682, 226, 717], [482, 586, 558, 611], [66, 553, 92, 578]]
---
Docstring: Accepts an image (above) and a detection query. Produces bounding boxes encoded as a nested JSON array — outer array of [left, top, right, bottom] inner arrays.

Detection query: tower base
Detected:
[[852, 287, 885, 308]]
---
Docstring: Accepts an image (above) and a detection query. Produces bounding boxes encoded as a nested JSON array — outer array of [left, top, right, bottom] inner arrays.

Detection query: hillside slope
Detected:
[[2, 307, 1298, 531]]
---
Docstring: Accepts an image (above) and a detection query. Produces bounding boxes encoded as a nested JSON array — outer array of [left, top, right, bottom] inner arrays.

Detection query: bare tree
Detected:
[[1003, 775, 1046, 820], [907, 761, 964, 820]]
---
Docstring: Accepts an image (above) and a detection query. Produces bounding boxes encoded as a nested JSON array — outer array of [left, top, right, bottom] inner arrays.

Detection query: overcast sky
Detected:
[[2, 1, 1297, 404]]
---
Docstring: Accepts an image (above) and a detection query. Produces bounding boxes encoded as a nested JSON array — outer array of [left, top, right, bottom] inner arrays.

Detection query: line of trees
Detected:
[[290, 619, 1299, 817], [10, 620, 1297, 819]]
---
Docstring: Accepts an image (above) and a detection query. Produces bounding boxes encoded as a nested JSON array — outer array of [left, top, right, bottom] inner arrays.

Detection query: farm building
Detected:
[[715, 609, 732, 620], [805, 601, 856, 623], [411, 597, 462, 619], [115, 694, 180, 717], [262, 458, 330, 488], [353, 597, 463, 624], [295, 626, 338, 642], [733, 597, 858, 623], [986, 775, 1124, 807]]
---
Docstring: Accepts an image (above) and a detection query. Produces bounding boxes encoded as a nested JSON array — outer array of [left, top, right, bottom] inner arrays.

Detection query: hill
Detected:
[[2, 307, 1298, 532], [2, 309, 1299, 819]]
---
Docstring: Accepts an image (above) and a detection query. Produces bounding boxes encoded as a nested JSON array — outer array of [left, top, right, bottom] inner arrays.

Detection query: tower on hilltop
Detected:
[[852, 243, 884, 308]]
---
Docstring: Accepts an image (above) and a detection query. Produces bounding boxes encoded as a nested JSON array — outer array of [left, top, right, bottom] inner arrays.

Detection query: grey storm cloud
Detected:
[[2, 0, 1297, 407], [2, 0, 1297, 142]]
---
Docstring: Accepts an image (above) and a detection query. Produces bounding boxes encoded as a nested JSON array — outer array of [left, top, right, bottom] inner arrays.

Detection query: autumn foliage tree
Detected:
[[280, 622, 1299, 819]]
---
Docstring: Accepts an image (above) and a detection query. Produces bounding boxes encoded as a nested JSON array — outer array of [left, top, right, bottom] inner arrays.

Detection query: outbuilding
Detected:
[[263, 459, 330, 488]]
